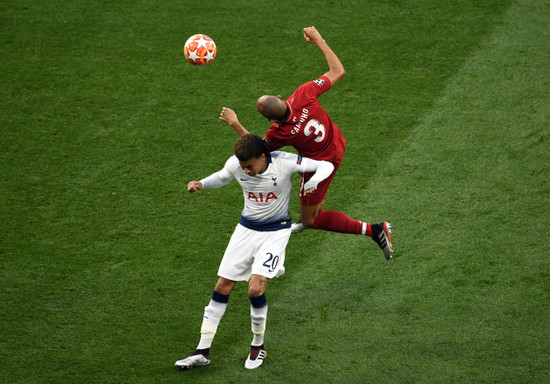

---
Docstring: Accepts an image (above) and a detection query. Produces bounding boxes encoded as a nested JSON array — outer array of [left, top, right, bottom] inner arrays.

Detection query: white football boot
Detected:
[[175, 351, 210, 370], [244, 345, 267, 369], [291, 221, 310, 234]]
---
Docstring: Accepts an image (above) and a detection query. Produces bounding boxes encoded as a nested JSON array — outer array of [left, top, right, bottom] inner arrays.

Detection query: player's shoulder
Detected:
[[289, 76, 331, 105], [271, 151, 297, 161], [224, 155, 241, 170], [300, 75, 332, 90], [271, 151, 302, 168]]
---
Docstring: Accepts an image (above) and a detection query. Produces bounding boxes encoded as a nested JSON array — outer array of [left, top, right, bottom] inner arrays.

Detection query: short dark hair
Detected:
[[234, 134, 267, 161]]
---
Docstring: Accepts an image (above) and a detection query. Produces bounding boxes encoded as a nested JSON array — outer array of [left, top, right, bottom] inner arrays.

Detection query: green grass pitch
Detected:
[[1, 0, 549, 383]]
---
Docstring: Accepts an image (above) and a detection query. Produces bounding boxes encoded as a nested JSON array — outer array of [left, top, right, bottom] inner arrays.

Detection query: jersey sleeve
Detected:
[[298, 157, 335, 191], [273, 151, 334, 190], [290, 76, 334, 102], [200, 156, 237, 189], [305, 75, 333, 98]]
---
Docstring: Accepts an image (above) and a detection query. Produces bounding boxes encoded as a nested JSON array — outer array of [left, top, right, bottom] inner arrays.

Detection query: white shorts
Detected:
[[218, 224, 291, 281]]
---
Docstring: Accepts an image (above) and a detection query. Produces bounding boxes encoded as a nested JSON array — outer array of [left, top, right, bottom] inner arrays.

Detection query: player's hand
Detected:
[[303, 26, 325, 46], [187, 181, 203, 193], [219, 107, 239, 126], [304, 187, 317, 195]]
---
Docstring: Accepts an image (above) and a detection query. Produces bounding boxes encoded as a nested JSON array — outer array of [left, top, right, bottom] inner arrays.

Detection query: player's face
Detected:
[[239, 154, 267, 176]]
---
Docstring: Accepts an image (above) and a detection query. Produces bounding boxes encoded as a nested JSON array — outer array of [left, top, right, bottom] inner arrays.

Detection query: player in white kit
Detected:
[[175, 133, 334, 370]]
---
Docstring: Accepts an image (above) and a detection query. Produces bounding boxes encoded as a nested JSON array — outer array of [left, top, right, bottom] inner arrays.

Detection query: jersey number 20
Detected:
[[263, 252, 280, 273]]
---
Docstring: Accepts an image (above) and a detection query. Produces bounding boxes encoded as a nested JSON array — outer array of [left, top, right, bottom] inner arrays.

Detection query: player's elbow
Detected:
[[336, 67, 346, 81], [327, 68, 346, 85]]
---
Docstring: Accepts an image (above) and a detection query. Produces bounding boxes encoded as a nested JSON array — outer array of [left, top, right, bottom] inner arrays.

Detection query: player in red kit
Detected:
[[220, 26, 393, 260]]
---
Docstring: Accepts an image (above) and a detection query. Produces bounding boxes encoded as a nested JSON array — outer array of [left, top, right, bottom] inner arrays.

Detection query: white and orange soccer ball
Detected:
[[183, 34, 217, 66]]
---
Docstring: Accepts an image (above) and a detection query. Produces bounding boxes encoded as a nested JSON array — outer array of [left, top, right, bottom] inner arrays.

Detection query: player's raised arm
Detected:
[[220, 107, 249, 137], [303, 26, 345, 86]]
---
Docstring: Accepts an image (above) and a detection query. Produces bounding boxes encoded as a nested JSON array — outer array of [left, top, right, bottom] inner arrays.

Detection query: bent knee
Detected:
[[300, 203, 323, 227], [248, 286, 264, 297], [248, 276, 268, 297], [215, 277, 235, 295], [301, 217, 316, 227]]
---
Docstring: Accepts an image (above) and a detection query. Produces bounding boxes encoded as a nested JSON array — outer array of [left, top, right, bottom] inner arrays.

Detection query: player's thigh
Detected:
[[251, 228, 291, 279], [218, 225, 257, 281]]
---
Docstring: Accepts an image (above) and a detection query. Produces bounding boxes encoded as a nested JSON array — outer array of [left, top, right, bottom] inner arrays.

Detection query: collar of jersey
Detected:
[[275, 100, 293, 124], [258, 152, 272, 175]]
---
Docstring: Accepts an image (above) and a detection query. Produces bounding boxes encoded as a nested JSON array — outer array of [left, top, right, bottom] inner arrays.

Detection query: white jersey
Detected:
[[200, 151, 334, 231]]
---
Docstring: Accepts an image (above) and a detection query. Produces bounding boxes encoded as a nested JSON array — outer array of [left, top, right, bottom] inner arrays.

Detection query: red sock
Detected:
[[311, 210, 372, 237]]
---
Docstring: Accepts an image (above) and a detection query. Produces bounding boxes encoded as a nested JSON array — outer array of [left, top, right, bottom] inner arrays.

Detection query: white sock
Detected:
[[197, 295, 228, 350], [250, 295, 268, 346]]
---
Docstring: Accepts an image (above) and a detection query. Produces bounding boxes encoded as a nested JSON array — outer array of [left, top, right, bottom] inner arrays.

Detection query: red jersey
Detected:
[[263, 76, 346, 165]]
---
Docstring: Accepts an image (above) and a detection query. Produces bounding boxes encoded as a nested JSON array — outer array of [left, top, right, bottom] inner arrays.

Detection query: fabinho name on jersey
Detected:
[[290, 108, 309, 135]]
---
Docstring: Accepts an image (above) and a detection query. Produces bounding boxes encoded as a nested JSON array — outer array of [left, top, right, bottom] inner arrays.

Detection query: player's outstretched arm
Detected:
[[220, 107, 249, 137], [303, 26, 345, 86]]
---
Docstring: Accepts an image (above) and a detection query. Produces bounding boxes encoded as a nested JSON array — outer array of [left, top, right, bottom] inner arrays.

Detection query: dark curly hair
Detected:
[[234, 133, 268, 161]]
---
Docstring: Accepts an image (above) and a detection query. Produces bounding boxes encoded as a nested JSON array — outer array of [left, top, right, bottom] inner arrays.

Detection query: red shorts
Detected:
[[299, 161, 341, 206], [298, 132, 346, 206]]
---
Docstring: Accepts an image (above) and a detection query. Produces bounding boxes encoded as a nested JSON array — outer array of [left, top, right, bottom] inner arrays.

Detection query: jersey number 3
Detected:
[[303, 119, 326, 143]]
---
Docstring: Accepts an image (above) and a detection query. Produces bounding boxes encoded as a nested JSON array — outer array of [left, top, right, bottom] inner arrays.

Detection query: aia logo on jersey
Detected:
[[314, 78, 325, 86], [248, 192, 278, 202]]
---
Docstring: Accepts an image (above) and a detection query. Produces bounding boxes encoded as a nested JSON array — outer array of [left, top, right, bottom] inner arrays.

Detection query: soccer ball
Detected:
[[183, 34, 217, 66]]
